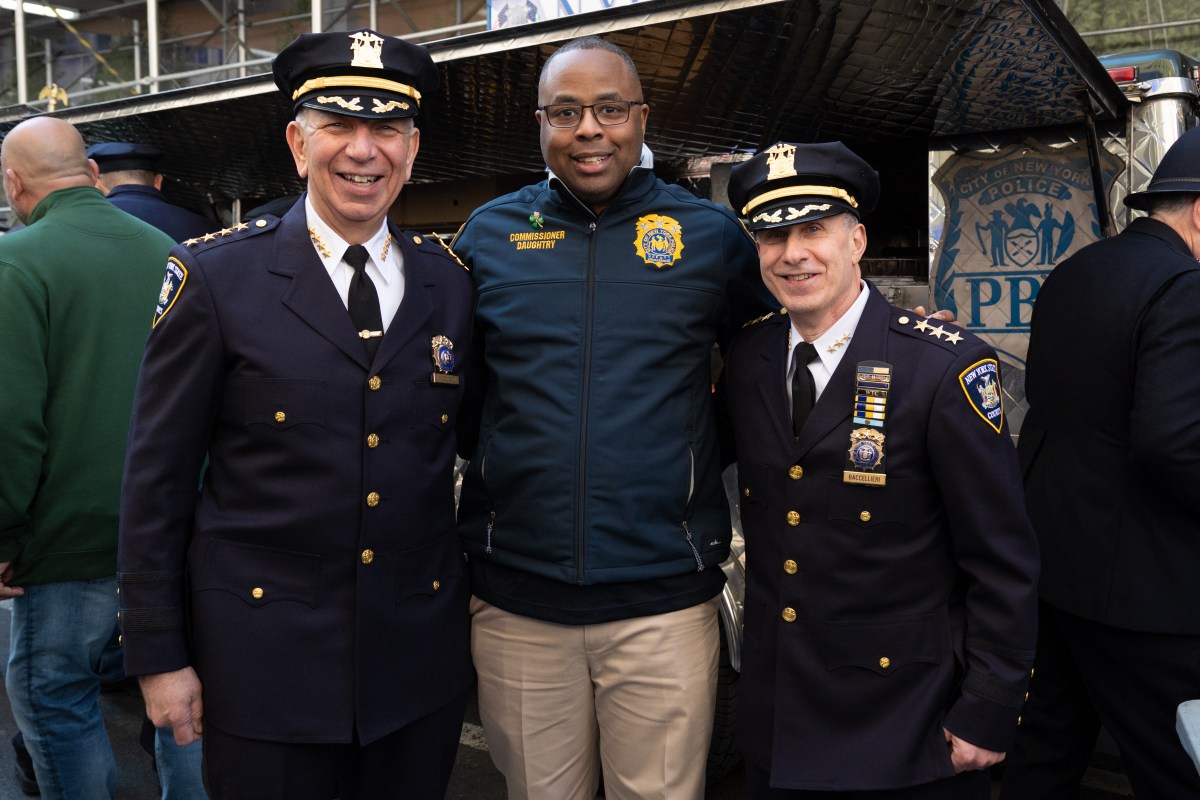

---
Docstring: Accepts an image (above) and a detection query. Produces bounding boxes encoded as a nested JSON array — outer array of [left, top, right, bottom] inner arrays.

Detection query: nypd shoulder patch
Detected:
[[153, 257, 187, 328], [958, 358, 1004, 434]]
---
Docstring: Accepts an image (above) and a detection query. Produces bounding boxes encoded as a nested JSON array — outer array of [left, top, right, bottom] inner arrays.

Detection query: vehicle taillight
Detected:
[[1106, 66, 1139, 83]]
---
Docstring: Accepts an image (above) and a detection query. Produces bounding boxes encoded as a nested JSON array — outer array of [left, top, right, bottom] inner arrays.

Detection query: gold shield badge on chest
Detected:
[[633, 214, 684, 269]]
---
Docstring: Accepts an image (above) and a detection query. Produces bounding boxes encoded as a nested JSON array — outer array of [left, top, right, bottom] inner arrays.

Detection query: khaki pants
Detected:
[[470, 595, 720, 800]]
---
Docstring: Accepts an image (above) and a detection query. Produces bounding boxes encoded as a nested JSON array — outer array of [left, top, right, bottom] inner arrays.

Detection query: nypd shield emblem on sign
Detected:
[[153, 258, 187, 328], [958, 358, 1004, 434]]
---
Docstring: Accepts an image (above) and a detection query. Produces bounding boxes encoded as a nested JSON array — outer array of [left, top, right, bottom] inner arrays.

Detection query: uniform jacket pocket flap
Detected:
[[396, 535, 465, 604], [239, 378, 326, 428], [825, 614, 940, 675], [195, 538, 322, 608]]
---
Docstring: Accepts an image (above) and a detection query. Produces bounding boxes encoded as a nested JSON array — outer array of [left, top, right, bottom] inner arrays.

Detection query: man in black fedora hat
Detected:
[[722, 141, 1039, 798], [1000, 125, 1200, 798], [118, 29, 473, 799]]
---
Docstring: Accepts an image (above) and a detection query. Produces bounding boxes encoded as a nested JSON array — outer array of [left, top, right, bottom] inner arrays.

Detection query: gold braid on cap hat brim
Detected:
[[293, 75, 422, 106], [742, 185, 858, 216]]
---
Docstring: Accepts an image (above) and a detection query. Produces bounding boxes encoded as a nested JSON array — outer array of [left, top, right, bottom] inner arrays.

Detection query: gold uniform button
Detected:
[[368, 376, 382, 391], [879, 656, 891, 669], [742, 487, 750, 497], [432, 580, 440, 591], [898, 315, 910, 324], [1017, 715, 1023, 727], [781, 607, 797, 623], [361, 549, 375, 565], [788, 465, 804, 480], [118, 635, 123, 645], [440, 414, 449, 424], [786, 510, 800, 526], [274, 411, 286, 423], [783, 559, 798, 575], [366, 492, 380, 507], [859, 510, 872, 522], [251, 587, 264, 599], [367, 433, 380, 449], [255, 219, 267, 228], [1024, 692, 1030, 702], [412, 235, 422, 244]]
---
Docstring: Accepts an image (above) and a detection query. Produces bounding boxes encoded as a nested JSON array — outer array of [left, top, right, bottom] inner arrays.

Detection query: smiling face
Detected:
[[536, 48, 649, 216], [285, 108, 419, 242], [756, 214, 867, 339]]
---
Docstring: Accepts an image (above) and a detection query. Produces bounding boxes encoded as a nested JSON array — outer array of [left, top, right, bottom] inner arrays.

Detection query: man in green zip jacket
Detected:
[[0, 116, 176, 799]]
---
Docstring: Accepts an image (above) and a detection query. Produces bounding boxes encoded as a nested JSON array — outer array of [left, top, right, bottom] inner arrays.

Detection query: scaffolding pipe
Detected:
[[133, 17, 141, 91], [237, 0, 246, 77], [312, 0, 321, 33], [147, 0, 158, 93], [15, 0, 25, 103]]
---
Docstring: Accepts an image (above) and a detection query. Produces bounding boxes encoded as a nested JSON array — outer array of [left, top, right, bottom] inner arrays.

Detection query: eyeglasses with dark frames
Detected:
[[539, 101, 644, 128]]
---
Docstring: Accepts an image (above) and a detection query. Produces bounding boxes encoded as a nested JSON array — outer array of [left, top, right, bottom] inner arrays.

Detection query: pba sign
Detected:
[[931, 140, 1118, 366]]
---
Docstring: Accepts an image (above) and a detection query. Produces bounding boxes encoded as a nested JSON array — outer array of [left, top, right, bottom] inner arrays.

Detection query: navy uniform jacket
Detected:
[[118, 198, 474, 745], [106, 183, 213, 242], [724, 285, 1038, 791], [1020, 216, 1200, 634]]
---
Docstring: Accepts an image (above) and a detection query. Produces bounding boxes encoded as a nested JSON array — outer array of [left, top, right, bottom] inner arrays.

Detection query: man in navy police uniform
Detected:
[[722, 142, 1039, 799], [118, 29, 473, 799], [87, 142, 213, 242]]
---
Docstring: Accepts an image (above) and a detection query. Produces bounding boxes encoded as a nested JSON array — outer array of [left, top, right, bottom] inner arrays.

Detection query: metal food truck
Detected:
[[1, 0, 1188, 788]]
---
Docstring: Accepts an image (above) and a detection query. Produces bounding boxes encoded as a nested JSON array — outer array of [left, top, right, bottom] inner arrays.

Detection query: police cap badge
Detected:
[[273, 28, 439, 119], [729, 141, 880, 231]]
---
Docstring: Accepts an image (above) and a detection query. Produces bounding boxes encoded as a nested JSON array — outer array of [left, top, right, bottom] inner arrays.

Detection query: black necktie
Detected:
[[344, 245, 383, 360], [791, 342, 818, 437]]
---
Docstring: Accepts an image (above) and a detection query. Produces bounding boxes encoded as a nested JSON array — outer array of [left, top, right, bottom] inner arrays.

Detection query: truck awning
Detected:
[[0, 0, 1127, 205]]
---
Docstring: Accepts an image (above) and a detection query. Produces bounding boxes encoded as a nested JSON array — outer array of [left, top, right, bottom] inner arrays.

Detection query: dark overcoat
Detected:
[[724, 285, 1039, 792], [119, 198, 474, 745], [1020, 215, 1200, 633]]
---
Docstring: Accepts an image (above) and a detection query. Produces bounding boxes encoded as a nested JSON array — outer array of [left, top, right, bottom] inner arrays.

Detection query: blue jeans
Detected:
[[155, 727, 207, 799], [6, 577, 121, 800]]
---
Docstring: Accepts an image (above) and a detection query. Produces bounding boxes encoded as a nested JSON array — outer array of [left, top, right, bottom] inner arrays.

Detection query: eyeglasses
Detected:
[[539, 101, 644, 128]]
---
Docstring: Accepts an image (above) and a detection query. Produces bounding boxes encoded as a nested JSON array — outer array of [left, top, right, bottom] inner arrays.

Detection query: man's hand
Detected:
[[913, 305, 959, 326], [943, 728, 1004, 773], [0, 562, 24, 598], [139, 668, 204, 745]]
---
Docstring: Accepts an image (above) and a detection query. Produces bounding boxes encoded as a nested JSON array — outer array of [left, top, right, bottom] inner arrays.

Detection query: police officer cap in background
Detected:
[[272, 28, 439, 120], [729, 141, 880, 231], [1123, 125, 1200, 211], [87, 142, 163, 173]]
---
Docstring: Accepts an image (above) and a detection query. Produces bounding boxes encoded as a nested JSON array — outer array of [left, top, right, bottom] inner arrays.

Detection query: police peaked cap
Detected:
[[729, 141, 880, 231], [273, 28, 439, 119], [86, 142, 163, 173], [1124, 126, 1200, 211]]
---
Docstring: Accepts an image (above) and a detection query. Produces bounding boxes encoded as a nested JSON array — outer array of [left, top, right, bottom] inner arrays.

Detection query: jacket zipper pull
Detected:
[[485, 511, 495, 554], [682, 520, 704, 572]]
